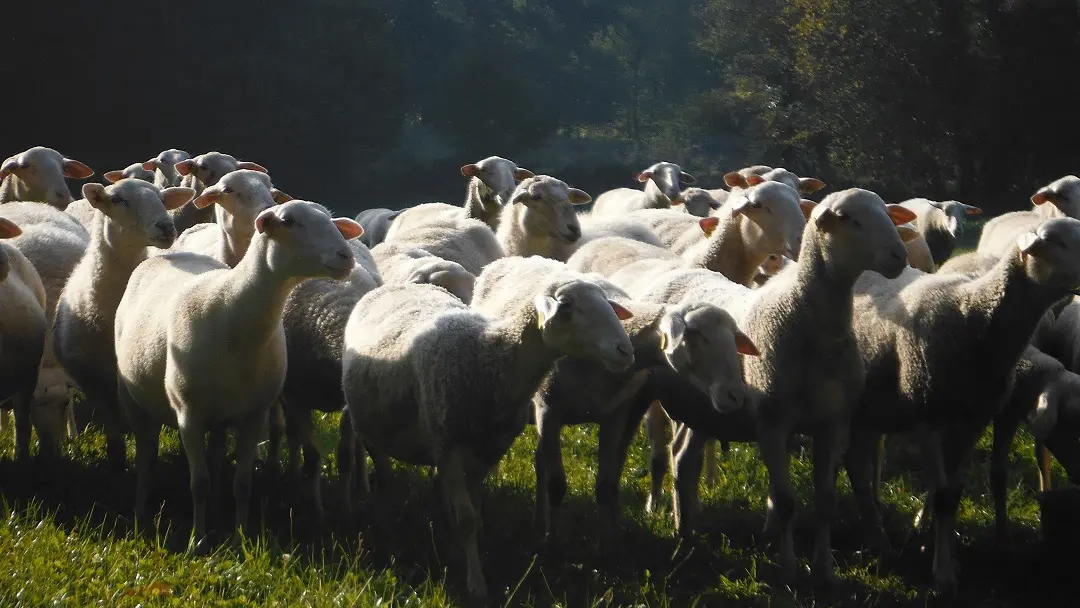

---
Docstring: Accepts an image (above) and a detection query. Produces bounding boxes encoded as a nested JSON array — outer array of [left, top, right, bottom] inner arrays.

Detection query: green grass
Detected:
[[0, 409, 1075, 607]]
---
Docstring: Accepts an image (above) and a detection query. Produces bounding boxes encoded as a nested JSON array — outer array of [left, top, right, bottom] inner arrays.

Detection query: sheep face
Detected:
[[638, 161, 694, 202], [533, 280, 635, 373], [724, 165, 774, 189], [676, 188, 720, 217], [82, 180, 192, 248], [810, 188, 915, 279], [0, 146, 93, 207], [743, 167, 826, 197], [190, 169, 280, 222], [512, 176, 590, 243], [931, 200, 982, 237], [659, 301, 758, 414], [461, 156, 534, 209], [1032, 175, 1080, 217], [256, 201, 362, 280], [104, 164, 155, 184], [1017, 217, 1080, 289], [728, 181, 808, 260], [175, 151, 266, 187]]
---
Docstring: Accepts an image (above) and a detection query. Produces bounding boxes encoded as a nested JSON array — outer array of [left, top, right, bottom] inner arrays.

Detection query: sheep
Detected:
[[0, 146, 95, 208], [340, 255, 635, 600], [637, 189, 916, 585], [384, 215, 505, 276], [355, 207, 404, 249], [493, 175, 592, 261], [0, 217, 49, 460], [279, 232, 382, 517], [169, 152, 269, 233], [370, 241, 476, 303], [675, 187, 721, 217], [168, 170, 291, 268], [141, 149, 191, 189], [591, 162, 695, 215], [533, 289, 758, 547], [720, 165, 826, 196], [978, 176, 1080, 257], [104, 164, 155, 185], [114, 201, 363, 548], [845, 217, 1080, 589], [52, 180, 193, 469], [899, 225, 937, 272], [460, 156, 534, 230], [897, 198, 982, 265]]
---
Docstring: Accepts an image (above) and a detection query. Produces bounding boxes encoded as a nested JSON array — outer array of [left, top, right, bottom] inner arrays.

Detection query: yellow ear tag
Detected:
[[537, 311, 546, 329], [659, 331, 668, 351]]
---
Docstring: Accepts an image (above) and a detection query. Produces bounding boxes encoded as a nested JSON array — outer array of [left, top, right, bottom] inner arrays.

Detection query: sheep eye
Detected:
[[281, 217, 297, 228], [531, 194, 542, 201], [113, 197, 127, 206]]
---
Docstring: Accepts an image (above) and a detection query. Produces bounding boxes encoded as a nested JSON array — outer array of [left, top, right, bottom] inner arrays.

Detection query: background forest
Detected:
[[8, 0, 1079, 213]]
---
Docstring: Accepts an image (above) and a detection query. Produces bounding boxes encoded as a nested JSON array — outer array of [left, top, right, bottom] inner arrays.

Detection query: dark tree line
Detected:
[[5, 0, 1078, 213]]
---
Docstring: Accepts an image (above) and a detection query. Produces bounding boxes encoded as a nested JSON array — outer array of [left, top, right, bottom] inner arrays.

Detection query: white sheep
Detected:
[[977, 175, 1080, 257], [355, 207, 405, 249], [898, 224, 938, 272], [141, 149, 191, 189], [370, 241, 476, 303], [114, 201, 363, 549], [591, 162, 695, 215], [384, 215, 505, 276], [104, 163, 155, 185], [846, 216, 1080, 589], [720, 165, 826, 196], [340, 255, 635, 601], [0, 217, 49, 459], [170, 152, 269, 233], [495, 175, 592, 261], [897, 198, 982, 265], [0, 146, 95, 208], [674, 187, 721, 217], [53, 180, 193, 469], [168, 170, 291, 267]]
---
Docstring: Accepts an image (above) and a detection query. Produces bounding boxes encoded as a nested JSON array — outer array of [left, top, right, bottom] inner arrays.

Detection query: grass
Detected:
[[1, 405, 1078, 608]]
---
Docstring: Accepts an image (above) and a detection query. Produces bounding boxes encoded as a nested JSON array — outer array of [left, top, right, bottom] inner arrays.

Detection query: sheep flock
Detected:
[[4, 144, 1080, 603]]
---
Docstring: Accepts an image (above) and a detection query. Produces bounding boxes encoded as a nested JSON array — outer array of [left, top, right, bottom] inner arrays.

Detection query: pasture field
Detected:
[[0, 405, 1075, 607]]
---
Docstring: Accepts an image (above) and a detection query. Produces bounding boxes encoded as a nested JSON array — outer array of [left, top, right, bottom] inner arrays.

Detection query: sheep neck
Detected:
[[463, 177, 501, 229], [487, 308, 563, 409], [222, 235, 300, 344], [789, 228, 857, 331], [693, 213, 753, 284], [215, 205, 257, 268], [87, 211, 152, 300], [643, 179, 672, 209]]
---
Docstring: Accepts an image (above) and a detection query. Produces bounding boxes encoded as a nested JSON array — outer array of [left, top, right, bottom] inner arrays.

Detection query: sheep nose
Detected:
[[157, 221, 177, 239], [566, 224, 581, 239]]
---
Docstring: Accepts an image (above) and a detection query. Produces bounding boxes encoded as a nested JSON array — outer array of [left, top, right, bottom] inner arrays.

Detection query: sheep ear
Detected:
[[798, 177, 825, 195], [963, 204, 983, 215], [62, 158, 94, 179], [82, 183, 109, 210], [514, 168, 535, 181], [103, 170, 124, 184], [699, 216, 720, 237], [679, 171, 697, 185], [658, 312, 686, 354], [811, 204, 839, 230], [271, 188, 293, 205], [333, 217, 365, 240], [460, 164, 478, 178], [636, 171, 653, 183], [255, 208, 281, 234], [142, 159, 159, 171], [174, 159, 195, 176], [568, 188, 592, 206], [896, 225, 920, 243], [729, 197, 752, 217], [735, 331, 760, 357], [799, 199, 817, 220], [886, 204, 918, 226], [745, 175, 766, 187], [723, 172, 747, 189], [0, 217, 22, 239], [236, 161, 267, 173], [191, 186, 222, 209], [1017, 231, 1043, 255], [533, 295, 560, 328], [609, 300, 633, 320], [1032, 187, 1058, 206], [161, 187, 196, 211]]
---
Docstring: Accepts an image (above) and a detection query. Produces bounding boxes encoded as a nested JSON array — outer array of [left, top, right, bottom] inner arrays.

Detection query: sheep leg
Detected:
[[283, 401, 304, 485], [265, 401, 285, 475], [845, 429, 892, 558], [178, 421, 211, 553], [232, 415, 263, 541], [810, 422, 847, 587], [672, 427, 707, 537], [759, 424, 798, 582], [873, 435, 886, 506], [437, 448, 487, 601], [703, 439, 719, 487], [991, 418, 1019, 542], [1036, 440, 1052, 492], [132, 418, 161, 537], [595, 411, 631, 550], [533, 404, 565, 543], [207, 425, 227, 526], [644, 401, 671, 514], [285, 404, 324, 517], [337, 412, 366, 518], [12, 392, 32, 461], [918, 425, 956, 589]]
